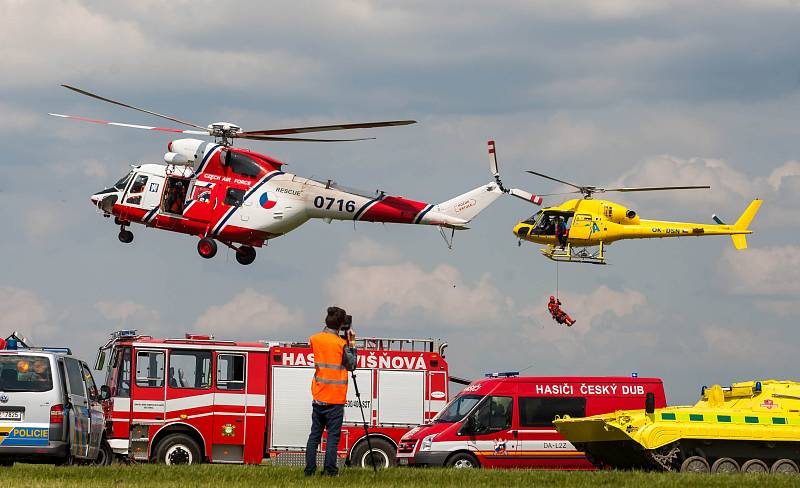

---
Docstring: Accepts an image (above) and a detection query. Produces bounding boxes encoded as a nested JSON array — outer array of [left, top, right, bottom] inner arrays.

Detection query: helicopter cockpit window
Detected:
[[129, 175, 148, 194], [225, 152, 262, 178], [114, 172, 133, 190], [224, 188, 246, 206], [523, 211, 543, 225], [530, 211, 573, 236]]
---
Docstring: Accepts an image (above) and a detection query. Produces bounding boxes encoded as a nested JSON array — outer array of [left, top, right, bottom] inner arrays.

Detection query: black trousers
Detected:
[[305, 403, 344, 475]]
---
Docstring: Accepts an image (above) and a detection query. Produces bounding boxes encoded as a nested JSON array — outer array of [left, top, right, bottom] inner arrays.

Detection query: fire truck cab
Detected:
[[95, 330, 449, 467], [397, 374, 666, 469]]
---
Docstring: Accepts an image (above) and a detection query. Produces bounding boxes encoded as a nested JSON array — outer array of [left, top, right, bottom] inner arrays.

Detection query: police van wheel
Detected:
[[197, 238, 217, 259], [235, 246, 256, 265], [93, 439, 113, 466], [118, 230, 134, 243], [446, 452, 479, 469], [351, 438, 396, 469], [155, 434, 202, 465]]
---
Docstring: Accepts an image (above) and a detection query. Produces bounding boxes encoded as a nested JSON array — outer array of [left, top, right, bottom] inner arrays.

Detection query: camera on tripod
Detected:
[[340, 314, 352, 339]]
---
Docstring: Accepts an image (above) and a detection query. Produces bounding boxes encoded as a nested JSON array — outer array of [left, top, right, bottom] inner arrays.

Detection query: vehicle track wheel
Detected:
[[711, 457, 739, 473], [741, 459, 769, 473], [118, 230, 134, 243], [680, 456, 710, 473], [155, 433, 201, 465], [771, 459, 800, 474], [197, 238, 217, 259], [351, 438, 396, 469], [446, 452, 480, 469], [235, 245, 256, 265], [93, 439, 113, 466]]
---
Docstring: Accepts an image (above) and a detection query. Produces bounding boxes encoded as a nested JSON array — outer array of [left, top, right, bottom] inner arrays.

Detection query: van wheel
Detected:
[[154, 434, 202, 465], [351, 438, 396, 469], [93, 440, 113, 466], [446, 452, 480, 469]]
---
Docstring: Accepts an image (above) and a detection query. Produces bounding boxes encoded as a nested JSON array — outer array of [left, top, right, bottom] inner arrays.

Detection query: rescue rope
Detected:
[[555, 261, 559, 300]]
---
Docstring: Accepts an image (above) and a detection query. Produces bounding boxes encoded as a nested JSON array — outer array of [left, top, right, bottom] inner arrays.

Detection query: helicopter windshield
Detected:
[[114, 171, 133, 190], [523, 210, 543, 226]]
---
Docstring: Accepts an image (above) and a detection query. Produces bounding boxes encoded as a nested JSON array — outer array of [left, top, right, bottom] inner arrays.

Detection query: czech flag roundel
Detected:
[[259, 192, 277, 209]]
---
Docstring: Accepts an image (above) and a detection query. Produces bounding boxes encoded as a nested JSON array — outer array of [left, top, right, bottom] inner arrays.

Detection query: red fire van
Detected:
[[397, 375, 666, 469]]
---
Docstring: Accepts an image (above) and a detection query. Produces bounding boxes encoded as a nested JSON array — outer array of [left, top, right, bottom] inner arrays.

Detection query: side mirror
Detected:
[[458, 415, 476, 436], [99, 385, 111, 401]]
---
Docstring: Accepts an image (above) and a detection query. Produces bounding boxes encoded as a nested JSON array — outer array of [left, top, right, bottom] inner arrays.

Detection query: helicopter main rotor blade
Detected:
[[239, 134, 376, 142], [48, 113, 209, 135], [525, 170, 584, 191], [240, 120, 416, 136], [61, 84, 206, 129], [601, 185, 711, 193]]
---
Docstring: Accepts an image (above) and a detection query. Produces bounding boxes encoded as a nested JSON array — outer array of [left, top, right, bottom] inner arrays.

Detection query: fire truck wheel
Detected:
[[235, 246, 256, 265], [445, 452, 480, 469], [197, 238, 217, 259], [155, 434, 202, 465], [118, 230, 134, 243], [93, 439, 113, 466], [351, 438, 396, 469]]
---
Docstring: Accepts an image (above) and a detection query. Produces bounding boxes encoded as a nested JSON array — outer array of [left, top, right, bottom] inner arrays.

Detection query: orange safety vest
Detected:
[[310, 330, 349, 404]]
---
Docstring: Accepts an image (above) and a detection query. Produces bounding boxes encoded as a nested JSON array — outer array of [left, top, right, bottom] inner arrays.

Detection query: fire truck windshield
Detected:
[[433, 394, 482, 424]]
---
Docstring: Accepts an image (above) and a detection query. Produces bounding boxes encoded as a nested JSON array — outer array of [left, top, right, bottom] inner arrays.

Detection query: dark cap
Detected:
[[325, 306, 346, 329]]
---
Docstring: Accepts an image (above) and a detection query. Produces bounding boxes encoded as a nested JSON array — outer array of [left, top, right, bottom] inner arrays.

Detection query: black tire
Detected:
[[445, 452, 480, 469], [350, 438, 396, 469], [154, 433, 202, 465], [680, 455, 710, 473], [711, 457, 739, 473], [235, 245, 256, 265], [772, 459, 800, 474], [741, 459, 769, 473], [118, 230, 134, 243], [93, 439, 113, 466], [197, 238, 217, 259]]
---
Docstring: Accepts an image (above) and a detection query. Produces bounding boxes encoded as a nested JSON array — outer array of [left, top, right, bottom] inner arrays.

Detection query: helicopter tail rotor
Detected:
[[488, 140, 543, 206]]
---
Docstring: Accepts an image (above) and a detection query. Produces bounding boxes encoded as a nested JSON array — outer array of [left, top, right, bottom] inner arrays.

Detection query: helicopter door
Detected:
[[182, 180, 215, 224], [123, 173, 164, 211], [568, 214, 595, 242]]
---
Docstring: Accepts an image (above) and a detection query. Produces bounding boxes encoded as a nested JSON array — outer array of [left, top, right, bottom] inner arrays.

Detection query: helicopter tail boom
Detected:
[[428, 182, 503, 226]]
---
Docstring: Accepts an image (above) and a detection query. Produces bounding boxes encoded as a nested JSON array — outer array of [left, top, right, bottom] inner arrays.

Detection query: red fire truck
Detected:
[[93, 330, 449, 467]]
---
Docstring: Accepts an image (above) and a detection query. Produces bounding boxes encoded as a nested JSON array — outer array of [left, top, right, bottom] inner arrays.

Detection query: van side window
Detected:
[[217, 354, 245, 391], [80, 362, 98, 400], [472, 395, 513, 433], [135, 351, 165, 388], [169, 351, 212, 389], [519, 397, 587, 427], [64, 357, 87, 397]]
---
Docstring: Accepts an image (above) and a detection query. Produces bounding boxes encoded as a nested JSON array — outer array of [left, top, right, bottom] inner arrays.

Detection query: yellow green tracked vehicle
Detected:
[[553, 380, 800, 474]]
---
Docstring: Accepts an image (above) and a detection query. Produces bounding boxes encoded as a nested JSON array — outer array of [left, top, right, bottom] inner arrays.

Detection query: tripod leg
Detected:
[[351, 372, 378, 473]]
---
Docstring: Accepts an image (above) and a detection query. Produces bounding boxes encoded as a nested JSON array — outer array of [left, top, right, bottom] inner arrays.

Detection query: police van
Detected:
[[0, 334, 110, 465], [397, 374, 667, 469]]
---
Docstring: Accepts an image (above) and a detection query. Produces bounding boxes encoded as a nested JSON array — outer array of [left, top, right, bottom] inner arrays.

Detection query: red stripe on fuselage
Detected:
[[360, 196, 428, 224]]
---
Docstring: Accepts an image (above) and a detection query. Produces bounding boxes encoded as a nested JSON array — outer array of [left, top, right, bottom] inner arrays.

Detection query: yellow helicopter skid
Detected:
[[540, 243, 607, 265]]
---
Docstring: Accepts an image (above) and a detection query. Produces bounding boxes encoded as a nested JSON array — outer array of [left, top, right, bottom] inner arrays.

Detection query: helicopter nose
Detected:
[[90, 189, 119, 213]]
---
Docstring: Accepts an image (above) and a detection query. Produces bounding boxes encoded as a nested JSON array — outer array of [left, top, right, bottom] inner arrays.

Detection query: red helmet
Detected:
[[549, 295, 555, 301]]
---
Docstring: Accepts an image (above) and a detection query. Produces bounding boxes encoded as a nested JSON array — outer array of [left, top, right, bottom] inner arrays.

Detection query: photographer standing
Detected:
[[304, 306, 357, 477]]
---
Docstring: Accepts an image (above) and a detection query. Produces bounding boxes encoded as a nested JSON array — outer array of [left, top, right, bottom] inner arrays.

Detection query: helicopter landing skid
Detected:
[[540, 242, 607, 265]]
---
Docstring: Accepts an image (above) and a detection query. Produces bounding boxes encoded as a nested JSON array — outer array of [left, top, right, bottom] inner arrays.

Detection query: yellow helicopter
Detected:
[[489, 143, 762, 265]]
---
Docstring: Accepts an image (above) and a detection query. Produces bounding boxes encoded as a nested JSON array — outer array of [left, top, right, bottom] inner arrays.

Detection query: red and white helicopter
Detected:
[[51, 85, 534, 264]]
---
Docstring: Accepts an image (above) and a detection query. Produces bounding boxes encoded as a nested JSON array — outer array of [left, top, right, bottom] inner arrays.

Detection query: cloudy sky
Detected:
[[2, 0, 800, 403]]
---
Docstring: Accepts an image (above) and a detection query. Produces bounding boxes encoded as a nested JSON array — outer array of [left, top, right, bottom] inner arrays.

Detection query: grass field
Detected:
[[0, 464, 797, 488]]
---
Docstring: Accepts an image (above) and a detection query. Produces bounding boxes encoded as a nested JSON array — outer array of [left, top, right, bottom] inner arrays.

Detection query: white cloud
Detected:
[[328, 239, 509, 326], [702, 323, 793, 360], [719, 245, 800, 295], [95, 300, 159, 323], [193, 289, 304, 339], [0, 287, 57, 342], [24, 206, 71, 242]]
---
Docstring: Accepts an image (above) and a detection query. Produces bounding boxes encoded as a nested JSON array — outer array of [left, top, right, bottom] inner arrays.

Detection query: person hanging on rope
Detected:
[[547, 295, 576, 326]]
